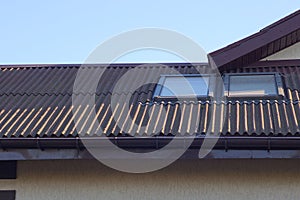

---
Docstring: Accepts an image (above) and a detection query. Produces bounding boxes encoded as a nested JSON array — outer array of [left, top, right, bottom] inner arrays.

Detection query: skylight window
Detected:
[[224, 73, 284, 97], [154, 75, 210, 98]]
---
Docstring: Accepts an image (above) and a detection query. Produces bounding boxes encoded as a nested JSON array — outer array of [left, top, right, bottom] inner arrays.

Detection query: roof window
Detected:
[[224, 73, 284, 98], [153, 74, 210, 99]]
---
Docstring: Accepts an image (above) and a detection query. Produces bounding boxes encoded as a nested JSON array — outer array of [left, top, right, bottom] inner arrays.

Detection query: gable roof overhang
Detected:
[[209, 9, 300, 71]]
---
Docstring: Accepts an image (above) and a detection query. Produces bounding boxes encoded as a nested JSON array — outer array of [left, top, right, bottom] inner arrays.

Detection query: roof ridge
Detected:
[[0, 62, 209, 69]]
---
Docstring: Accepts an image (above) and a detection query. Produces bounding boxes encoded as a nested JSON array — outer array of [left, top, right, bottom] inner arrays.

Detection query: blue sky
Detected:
[[0, 1, 298, 64]]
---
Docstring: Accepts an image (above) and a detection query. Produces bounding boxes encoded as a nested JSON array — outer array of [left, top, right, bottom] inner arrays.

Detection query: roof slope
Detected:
[[0, 63, 299, 138], [209, 9, 300, 70], [1, 11, 300, 140]]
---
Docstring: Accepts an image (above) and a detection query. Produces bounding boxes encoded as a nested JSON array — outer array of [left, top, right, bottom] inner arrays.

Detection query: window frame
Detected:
[[153, 74, 213, 100], [223, 72, 284, 99]]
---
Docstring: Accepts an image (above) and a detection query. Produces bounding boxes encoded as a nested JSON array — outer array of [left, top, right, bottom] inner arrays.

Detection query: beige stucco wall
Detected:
[[1, 159, 300, 200], [261, 42, 300, 60]]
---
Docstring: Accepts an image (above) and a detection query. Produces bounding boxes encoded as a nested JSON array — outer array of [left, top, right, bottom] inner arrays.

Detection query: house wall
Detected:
[[1, 159, 300, 200], [261, 42, 300, 60]]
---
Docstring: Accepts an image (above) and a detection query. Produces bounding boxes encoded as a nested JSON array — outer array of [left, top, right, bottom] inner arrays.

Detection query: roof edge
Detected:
[[209, 9, 300, 69], [2, 137, 300, 160], [210, 9, 300, 57], [1, 136, 300, 150]]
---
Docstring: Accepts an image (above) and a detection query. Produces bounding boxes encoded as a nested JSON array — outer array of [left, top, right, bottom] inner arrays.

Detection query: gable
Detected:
[[261, 42, 300, 61]]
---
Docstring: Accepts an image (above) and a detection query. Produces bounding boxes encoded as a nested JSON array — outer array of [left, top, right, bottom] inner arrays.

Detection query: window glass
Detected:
[[159, 76, 209, 97], [229, 75, 277, 96]]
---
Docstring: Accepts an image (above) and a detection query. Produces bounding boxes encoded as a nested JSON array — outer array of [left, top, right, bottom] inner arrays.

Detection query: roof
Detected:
[[0, 63, 210, 138], [0, 62, 299, 140], [1, 11, 300, 157], [209, 9, 300, 70]]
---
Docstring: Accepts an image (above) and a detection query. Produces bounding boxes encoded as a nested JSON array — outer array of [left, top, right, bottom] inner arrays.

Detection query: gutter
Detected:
[[0, 136, 300, 151]]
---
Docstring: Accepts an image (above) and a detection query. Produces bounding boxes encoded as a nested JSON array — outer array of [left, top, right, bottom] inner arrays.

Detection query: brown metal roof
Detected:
[[0, 62, 299, 138], [209, 9, 300, 70]]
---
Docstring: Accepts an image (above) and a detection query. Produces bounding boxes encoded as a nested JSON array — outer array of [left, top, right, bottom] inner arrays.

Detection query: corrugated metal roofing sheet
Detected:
[[0, 63, 299, 138]]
